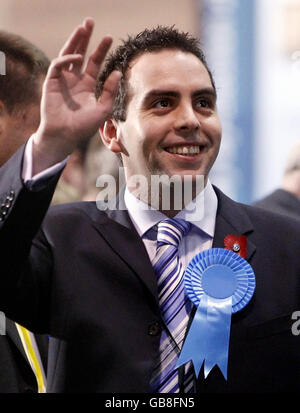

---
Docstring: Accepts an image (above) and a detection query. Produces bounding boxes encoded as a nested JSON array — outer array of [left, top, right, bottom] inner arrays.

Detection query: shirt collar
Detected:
[[124, 179, 218, 238]]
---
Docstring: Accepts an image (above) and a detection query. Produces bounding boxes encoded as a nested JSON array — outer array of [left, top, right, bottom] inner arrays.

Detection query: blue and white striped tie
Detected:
[[150, 218, 195, 393]]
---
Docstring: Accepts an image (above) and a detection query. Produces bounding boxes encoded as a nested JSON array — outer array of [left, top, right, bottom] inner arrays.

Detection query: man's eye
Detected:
[[197, 99, 210, 108], [154, 99, 170, 108]]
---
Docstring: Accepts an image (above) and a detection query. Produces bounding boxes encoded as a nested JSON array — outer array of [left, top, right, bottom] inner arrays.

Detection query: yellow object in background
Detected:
[[15, 324, 46, 393]]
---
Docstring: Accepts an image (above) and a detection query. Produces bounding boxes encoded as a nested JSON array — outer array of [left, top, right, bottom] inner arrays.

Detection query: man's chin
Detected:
[[146, 171, 205, 210], [154, 170, 206, 183]]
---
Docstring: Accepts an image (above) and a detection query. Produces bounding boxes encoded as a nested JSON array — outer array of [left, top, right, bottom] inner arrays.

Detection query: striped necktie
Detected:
[[150, 218, 195, 393]]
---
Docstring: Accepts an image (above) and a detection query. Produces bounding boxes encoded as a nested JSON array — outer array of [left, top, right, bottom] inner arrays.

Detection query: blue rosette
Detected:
[[177, 248, 255, 380]]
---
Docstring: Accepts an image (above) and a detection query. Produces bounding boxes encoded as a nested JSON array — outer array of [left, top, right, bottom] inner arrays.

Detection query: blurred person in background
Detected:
[[52, 132, 119, 204], [0, 30, 49, 392], [52, 134, 120, 204], [254, 141, 300, 221], [51, 139, 91, 205], [81, 132, 120, 201], [0, 31, 48, 165]]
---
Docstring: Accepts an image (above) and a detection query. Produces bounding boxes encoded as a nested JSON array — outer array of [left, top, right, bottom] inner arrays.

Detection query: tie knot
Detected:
[[156, 218, 191, 247]]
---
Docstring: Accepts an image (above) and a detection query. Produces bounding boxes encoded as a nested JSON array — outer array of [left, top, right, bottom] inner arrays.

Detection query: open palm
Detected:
[[35, 18, 121, 168]]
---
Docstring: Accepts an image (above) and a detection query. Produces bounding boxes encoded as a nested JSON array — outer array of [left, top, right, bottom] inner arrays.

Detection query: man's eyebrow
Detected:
[[192, 87, 217, 99], [143, 90, 180, 101], [142, 87, 217, 103]]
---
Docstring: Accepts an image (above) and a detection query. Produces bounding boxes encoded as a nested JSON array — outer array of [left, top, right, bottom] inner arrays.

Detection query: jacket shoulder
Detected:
[[214, 185, 300, 236], [43, 201, 109, 228]]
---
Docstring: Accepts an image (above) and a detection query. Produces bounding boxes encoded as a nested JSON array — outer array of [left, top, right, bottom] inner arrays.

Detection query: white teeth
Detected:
[[166, 145, 200, 155]]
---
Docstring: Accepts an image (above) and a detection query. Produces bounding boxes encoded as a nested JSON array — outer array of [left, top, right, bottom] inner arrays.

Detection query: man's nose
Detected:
[[173, 103, 200, 133]]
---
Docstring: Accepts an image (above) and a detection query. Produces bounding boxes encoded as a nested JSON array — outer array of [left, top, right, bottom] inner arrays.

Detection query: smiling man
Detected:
[[0, 19, 299, 393], [100, 49, 221, 182], [97, 29, 221, 214]]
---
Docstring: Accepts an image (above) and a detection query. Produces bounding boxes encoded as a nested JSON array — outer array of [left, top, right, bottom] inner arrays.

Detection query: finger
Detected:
[[58, 26, 86, 57], [84, 36, 113, 80], [71, 22, 94, 75], [74, 18, 94, 57], [98, 70, 122, 118], [47, 54, 83, 79], [59, 18, 94, 57], [70, 37, 89, 75]]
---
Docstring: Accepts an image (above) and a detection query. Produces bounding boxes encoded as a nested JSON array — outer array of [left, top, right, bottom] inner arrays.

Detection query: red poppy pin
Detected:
[[224, 234, 247, 259]]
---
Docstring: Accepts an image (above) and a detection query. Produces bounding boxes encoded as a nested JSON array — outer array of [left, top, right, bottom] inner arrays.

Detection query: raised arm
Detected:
[[0, 19, 121, 330], [32, 17, 121, 175]]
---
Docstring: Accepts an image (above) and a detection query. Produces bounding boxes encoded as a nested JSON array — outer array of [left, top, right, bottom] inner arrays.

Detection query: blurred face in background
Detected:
[[0, 74, 44, 166]]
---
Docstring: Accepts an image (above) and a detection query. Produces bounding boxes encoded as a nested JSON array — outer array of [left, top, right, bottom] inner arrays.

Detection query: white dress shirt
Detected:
[[124, 181, 217, 270]]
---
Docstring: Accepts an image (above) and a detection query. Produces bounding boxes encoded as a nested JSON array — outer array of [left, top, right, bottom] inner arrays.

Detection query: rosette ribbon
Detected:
[[177, 248, 255, 380]]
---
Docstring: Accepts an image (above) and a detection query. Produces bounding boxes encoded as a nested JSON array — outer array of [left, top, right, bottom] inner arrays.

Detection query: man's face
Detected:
[[115, 49, 222, 188], [0, 75, 44, 166]]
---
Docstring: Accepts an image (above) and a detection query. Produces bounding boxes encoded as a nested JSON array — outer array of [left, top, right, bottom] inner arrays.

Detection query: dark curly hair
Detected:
[[95, 26, 215, 121]]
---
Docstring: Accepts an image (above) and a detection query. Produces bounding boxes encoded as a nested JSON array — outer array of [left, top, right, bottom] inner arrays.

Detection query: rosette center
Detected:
[[202, 265, 237, 299]]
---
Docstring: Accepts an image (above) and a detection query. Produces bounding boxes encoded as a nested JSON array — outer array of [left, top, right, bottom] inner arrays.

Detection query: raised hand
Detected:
[[33, 18, 121, 174]]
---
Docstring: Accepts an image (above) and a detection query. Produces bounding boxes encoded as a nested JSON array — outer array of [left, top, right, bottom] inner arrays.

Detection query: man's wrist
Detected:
[[32, 129, 73, 175]]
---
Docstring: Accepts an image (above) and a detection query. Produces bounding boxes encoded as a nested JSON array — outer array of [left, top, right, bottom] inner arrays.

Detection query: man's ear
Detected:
[[99, 119, 123, 153]]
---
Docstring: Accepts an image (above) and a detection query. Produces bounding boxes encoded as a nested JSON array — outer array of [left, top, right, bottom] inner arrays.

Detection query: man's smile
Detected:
[[164, 143, 205, 155], [162, 142, 207, 163]]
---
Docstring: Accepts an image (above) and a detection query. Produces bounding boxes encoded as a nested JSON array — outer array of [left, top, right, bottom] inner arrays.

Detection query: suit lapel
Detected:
[[212, 186, 256, 262], [90, 192, 158, 304]]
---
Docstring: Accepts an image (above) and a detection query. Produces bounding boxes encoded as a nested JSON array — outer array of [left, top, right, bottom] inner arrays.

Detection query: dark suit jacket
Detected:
[[254, 189, 300, 221], [0, 146, 299, 393]]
